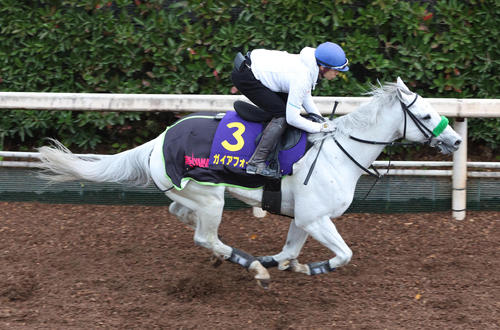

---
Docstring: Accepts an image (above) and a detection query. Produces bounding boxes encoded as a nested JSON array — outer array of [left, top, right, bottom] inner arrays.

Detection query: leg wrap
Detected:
[[307, 260, 336, 275], [229, 248, 256, 269], [256, 256, 279, 268]]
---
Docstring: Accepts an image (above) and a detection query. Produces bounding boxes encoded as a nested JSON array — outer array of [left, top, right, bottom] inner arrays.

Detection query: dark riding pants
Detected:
[[231, 66, 288, 118]]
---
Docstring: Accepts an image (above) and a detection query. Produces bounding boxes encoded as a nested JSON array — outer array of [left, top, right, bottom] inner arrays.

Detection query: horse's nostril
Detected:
[[454, 139, 462, 146]]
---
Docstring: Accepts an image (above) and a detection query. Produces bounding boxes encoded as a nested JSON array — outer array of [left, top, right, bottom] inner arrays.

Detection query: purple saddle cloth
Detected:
[[162, 112, 307, 189]]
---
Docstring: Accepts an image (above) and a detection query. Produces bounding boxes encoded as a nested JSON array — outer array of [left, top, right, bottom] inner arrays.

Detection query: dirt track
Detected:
[[0, 202, 498, 329]]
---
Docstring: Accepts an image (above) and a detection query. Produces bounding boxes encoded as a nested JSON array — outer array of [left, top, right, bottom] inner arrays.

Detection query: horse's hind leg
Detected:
[[168, 202, 196, 229], [166, 183, 270, 287], [167, 185, 230, 256]]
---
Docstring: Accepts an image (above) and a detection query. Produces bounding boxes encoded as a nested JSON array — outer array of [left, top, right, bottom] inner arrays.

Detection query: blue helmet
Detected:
[[315, 42, 349, 72]]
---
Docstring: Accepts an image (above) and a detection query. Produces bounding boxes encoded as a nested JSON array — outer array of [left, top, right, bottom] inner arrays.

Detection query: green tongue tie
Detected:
[[432, 116, 449, 137]]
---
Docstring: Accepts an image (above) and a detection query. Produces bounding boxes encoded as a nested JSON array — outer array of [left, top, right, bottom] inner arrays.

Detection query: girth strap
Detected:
[[262, 179, 282, 214]]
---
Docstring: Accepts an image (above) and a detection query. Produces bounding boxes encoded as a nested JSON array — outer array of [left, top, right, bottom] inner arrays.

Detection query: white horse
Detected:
[[38, 78, 462, 288]]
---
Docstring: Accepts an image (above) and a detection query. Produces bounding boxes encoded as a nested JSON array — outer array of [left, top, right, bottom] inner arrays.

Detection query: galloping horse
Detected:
[[38, 78, 462, 288]]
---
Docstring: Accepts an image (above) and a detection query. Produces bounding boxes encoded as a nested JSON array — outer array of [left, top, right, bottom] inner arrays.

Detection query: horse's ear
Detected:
[[396, 88, 413, 104], [396, 77, 412, 94], [396, 77, 413, 103], [396, 88, 405, 104]]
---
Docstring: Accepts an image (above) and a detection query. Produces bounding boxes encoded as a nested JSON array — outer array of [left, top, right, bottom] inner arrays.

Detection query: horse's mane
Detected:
[[332, 82, 400, 136], [304, 82, 403, 144]]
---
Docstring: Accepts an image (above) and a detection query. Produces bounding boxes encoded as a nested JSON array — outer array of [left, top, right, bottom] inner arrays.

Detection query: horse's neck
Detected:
[[334, 102, 401, 174]]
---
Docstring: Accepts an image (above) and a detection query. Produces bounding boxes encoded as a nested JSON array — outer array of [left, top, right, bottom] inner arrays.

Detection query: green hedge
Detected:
[[0, 0, 499, 151]]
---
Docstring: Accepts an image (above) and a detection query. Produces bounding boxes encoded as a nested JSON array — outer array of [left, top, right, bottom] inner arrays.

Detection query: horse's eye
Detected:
[[422, 114, 431, 120]]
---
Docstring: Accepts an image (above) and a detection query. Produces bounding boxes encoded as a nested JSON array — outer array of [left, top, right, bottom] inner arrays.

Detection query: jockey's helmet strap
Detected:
[[432, 116, 449, 137]]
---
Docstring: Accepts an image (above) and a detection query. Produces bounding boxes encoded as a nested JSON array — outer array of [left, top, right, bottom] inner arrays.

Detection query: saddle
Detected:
[[233, 100, 303, 150], [161, 104, 315, 215], [233, 100, 321, 160], [232, 101, 320, 214]]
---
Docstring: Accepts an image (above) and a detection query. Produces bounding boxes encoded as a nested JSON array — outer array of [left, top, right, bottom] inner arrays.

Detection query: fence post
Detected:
[[452, 118, 467, 220]]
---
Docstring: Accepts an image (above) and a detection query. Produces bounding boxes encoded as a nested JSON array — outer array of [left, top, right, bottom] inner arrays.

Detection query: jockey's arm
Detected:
[[285, 82, 323, 133], [302, 93, 322, 117]]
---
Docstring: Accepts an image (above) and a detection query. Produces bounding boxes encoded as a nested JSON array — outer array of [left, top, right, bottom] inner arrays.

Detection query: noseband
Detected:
[[400, 94, 449, 143]]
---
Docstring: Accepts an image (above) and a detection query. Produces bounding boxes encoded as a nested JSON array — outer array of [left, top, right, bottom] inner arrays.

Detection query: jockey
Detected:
[[231, 41, 349, 178]]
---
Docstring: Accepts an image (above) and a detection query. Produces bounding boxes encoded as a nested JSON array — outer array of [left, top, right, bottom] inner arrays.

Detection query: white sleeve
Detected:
[[285, 80, 322, 133], [286, 105, 322, 133], [302, 93, 322, 116]]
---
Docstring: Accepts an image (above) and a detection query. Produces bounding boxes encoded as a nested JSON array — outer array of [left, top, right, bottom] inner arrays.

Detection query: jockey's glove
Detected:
[[320, 122, 335, 133]]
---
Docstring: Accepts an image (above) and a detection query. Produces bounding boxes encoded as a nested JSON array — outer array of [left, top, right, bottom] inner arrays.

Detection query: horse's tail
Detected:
[[37, 138, 158, 186]]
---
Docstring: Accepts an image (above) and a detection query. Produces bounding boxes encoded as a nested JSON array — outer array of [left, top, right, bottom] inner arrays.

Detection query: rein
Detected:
[[304, 93, 450, 198], [303, 101, 339, 185], [340, 94, 420, 179]]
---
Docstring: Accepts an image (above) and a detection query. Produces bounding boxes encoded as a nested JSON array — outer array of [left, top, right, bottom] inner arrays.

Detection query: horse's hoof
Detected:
[[290, 259, 309, 274], [278, 260, 291, 271], [210, 255, 223, 268], [248, 260, 271, 289], [256, 278, 271, 290]]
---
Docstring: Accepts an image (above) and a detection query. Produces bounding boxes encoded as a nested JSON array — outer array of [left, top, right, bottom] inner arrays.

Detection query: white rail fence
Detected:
[[1, 92, 499, 220]]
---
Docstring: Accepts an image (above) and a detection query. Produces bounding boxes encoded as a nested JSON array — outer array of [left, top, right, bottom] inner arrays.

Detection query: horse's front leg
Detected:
[[294, 215, 353, 275], [258, 219, 309, 271]]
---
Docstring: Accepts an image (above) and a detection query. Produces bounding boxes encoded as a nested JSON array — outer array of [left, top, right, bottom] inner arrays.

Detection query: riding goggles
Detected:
[[328, 58, 349, 71], [317, 58, 349, 71]]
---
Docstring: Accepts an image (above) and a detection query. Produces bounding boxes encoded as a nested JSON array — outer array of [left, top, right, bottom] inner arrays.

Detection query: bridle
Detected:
[[303, 94, 450, 187], [334, 93, 449, 179], [349, 94, 449, 150], [399, 94, 449, 144]]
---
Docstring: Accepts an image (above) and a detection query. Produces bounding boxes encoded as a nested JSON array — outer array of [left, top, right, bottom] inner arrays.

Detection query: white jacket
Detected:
[[250, 47, 323, 133]]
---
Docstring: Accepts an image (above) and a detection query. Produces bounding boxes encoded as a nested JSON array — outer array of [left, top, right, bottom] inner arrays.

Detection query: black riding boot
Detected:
[[246, 116, 287, 178]]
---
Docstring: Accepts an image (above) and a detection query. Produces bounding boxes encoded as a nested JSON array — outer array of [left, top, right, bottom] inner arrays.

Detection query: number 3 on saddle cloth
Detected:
[[161, 111, 307, 190]]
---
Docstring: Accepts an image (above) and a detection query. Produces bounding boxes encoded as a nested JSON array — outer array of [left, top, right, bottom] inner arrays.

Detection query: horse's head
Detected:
[[395, 77, 462, 154]]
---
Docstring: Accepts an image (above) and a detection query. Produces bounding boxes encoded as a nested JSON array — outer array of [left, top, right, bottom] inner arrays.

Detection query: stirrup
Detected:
[[258, 167, 280, 179], [246, 163, 259, 175], [246, 163, 279, 178], [246, 162, 267, 175]]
